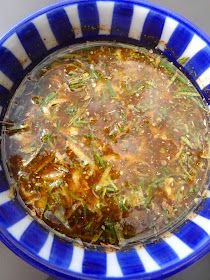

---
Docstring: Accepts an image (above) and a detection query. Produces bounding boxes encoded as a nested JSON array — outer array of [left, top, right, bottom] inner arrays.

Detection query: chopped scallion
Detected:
[[40, 92, 58, 107], [106, 80, 116, 98]]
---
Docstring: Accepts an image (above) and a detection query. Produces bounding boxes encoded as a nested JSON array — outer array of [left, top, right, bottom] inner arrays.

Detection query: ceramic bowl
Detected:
[[0, 1, 209, 279]]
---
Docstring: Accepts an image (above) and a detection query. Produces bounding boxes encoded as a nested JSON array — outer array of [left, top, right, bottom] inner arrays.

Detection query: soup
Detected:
[[2, 43, 209, 247]]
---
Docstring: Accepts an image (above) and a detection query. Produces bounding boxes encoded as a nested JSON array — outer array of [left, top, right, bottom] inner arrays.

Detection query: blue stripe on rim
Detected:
[[140, 10, 165, 48], [0, 84, 10, 98], [174, 220, 209, 250], [47, 8, 75, 48], [16, 22, 48, 63], [111, 2, 134, 38], [82, 249, 107, 275], [0, 173, 9, 193], [0, 1, 209, 280], [0, 46, 23, 84], [145, 240, 178, 266], [78, 2, 99, 37], [185, 46, 210, 79], [0, 85, 11, 103], [49, 237, 73, 268], [164, 24, 194, 59], [202, 85, 210, 102], [20, 221, 49, 254], [0, 201, 26, 228], [0, 86, 11, 119], [116, 249, 145, 275]]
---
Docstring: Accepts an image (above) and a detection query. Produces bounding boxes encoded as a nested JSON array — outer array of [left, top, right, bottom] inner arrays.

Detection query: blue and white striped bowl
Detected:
[[0, 1, 209, 279]]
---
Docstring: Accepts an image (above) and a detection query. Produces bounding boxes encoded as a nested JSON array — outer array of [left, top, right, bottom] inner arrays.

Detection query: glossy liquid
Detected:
[[2, 43, 209, 247]]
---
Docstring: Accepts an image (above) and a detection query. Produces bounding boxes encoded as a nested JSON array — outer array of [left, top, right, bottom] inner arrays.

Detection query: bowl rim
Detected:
[[0, 222, 209, 280], [0, 0, 209, 279], [0, 0, 209, 47]]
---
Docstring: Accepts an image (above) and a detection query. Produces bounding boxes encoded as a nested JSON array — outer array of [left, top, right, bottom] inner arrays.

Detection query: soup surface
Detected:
[[2, 43, 209, 247]]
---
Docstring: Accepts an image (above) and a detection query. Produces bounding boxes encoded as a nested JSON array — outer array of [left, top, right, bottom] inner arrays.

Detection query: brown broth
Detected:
[[2, 42, 209, 247]]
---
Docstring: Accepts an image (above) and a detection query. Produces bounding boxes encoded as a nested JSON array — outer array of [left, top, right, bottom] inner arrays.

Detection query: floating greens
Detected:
[[2, 43, 208, 247]]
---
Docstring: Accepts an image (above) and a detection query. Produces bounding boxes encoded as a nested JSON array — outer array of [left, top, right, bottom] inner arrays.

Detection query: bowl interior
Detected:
[[0, 1, 209, 279]]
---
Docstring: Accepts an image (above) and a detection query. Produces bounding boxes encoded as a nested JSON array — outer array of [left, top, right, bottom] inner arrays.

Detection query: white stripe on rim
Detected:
[[0, 164, 2, 171], [0, 106, 2, 115], [128, 5, 150, 41], [190, 214, 210, 235], [0, 71, 13, 90], [97, 1, 114, 35], [7, 215, 32, 241], [32, 14, 58, 50], [157, 16, 178, 51], [207, 190, 210, 198], [64, 4, 83, 38], [135, 246, 160, 272], [38, 232, 54, 260], [178, 34, 207, 65], [0, 190, 11, 206], [106, 251, 123, 277], [164, 233, 193, 259], [3, 33, 32, 69], [69, 246, 84, 273], [196, 67, 210, 90]]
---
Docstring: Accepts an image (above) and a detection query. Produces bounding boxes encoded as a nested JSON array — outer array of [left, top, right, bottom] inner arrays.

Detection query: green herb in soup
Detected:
[[2, 43, 209, 247]]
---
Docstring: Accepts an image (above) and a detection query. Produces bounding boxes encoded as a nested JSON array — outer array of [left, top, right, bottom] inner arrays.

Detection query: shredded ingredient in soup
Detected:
[[2, 43, 209, 246]]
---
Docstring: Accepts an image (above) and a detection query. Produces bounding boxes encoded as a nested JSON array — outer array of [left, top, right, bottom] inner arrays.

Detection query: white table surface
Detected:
[[0, 1, 209, 280]]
